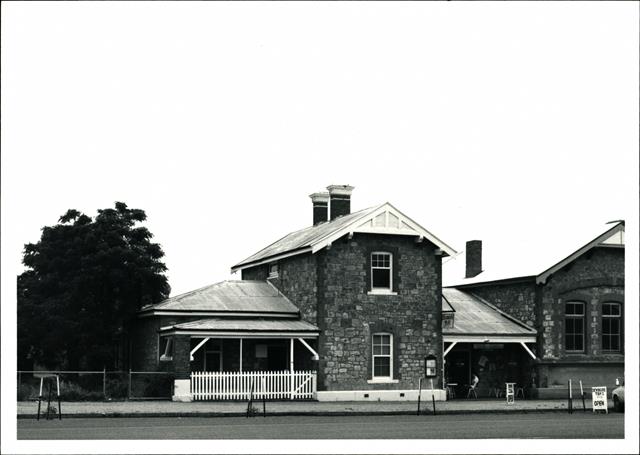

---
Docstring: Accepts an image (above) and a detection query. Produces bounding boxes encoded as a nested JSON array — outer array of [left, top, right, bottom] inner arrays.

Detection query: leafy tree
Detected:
[[17, 202, 170, 370]]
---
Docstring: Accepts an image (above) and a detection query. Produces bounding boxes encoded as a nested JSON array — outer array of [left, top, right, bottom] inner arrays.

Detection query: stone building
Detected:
[[131, 185, 457, 401], [443, 221, 625, 398]]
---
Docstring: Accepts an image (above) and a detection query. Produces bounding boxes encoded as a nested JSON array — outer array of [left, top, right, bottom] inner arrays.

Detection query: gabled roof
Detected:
[[536, 221, 624, 284], [443, 220, 624, 287], [231, 202, 457, 272], [139, 280, 300, 316], [442, 288, 536, 338]]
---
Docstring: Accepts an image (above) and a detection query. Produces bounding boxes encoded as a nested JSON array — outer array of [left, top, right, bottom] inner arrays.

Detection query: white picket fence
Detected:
[[190, 370, 317, 401]]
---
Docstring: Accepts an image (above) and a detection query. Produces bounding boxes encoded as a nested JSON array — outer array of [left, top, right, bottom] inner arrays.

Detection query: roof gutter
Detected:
[[230, 246, 313, 273]]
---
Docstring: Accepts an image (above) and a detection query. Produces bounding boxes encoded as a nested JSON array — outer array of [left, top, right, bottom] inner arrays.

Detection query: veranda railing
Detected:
[[191, 370, 316, 401]]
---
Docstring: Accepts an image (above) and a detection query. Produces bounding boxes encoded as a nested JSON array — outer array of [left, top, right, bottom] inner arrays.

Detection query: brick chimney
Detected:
[[309, 192, 329, 225], [465, 240, 482, 278], [327, 185, 354, 220]]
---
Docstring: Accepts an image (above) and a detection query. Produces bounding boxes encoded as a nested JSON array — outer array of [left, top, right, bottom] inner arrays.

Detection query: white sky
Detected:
[[1, 2, 638, 454]]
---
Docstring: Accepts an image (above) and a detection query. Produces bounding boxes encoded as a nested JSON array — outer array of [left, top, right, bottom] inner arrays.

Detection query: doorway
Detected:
[[446, 349, 470, 396]]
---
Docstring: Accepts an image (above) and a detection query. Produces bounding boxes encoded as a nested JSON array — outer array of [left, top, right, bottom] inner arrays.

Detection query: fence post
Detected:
[[128, 369, 132, 399], [103, 367, 107, 400]]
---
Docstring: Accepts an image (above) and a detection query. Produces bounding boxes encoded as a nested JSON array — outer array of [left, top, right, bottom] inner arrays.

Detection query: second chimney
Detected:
[[309, 192, 329, 225], [465, 240, 482, 278], [327, 185, 354, 220]]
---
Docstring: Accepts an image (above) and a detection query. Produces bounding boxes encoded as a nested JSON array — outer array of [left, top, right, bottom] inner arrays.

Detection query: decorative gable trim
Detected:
[[310, 203, 457, 256], [232, 202, 457, 272], [536, 222, 625, 285]]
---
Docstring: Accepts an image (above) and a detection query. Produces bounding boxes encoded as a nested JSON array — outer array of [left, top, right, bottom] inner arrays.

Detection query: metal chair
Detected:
[[466, 382, 478, 399]]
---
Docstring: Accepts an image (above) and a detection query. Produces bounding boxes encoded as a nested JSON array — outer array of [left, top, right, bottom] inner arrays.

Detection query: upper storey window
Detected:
[[371, 252, 392, 291]]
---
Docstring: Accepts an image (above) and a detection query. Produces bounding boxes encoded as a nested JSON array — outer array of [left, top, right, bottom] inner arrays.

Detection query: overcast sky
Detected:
[[2, 2, 638, 452]]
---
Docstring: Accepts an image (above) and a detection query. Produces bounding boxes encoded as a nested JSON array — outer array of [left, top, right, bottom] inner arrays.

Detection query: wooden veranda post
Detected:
[[290, 338, 294, 400]]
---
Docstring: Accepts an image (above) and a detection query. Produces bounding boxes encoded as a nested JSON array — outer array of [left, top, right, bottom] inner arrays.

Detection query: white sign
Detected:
[[591, 386, 608, 413]]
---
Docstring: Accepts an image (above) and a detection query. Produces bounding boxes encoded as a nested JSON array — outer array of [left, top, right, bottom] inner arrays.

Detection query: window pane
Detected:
[[381, 345, 391, 355], [373, 357, 390, 377], [565, 318, 574, 333], [380, 334, 390, 345], [603, 303, 621, 316], [575, 335, 583, 351], [372, 269, 391, 288], [373, 335, 382, 345], [566, 302, 584, 315], [610, 336, 619, 351], [373, 345, 382, 355]]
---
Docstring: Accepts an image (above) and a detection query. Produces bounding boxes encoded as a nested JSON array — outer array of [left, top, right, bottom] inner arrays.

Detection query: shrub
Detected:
[[142, 375, 173, 398], [17, 383, 40, 401], [105, 377, 128, 399], [58, 381, 103, 401]]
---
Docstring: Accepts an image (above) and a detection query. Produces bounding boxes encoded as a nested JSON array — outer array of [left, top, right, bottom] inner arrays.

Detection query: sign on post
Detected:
[[591, 387, 608, 414], [505, 382, 515, 405]]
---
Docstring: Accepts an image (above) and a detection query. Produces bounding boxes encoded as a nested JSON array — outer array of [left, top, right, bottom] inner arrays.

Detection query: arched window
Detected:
[[602, 302, 622, 352], [565, 301, 585, 352], [372, 333, 393, 379]]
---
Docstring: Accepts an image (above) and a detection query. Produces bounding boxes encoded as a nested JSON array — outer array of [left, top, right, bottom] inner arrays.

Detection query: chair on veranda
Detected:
[[467, 376, 479, 399]]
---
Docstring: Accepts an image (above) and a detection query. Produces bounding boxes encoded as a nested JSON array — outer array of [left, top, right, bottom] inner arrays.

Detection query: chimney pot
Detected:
[[465, 240, 482, 278], [309, 192, 330, 225], [327, 184, 354, 220]]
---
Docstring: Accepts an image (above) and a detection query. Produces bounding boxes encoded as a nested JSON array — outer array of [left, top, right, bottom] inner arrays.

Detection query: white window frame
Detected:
[[368, 332, 398, 383], [602, 302, 622, 352], [565, 301, 585, 353], [369, 252, 396, 295]]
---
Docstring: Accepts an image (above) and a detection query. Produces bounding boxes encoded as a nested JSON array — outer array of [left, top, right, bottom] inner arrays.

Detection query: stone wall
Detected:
[[539, 247, 624, 362], [267, 253, 318, 325], [130, 315, 202, 372], [316, 233, 443, 391], [463, 280, 537, 328], [242, 254, 318, 325]]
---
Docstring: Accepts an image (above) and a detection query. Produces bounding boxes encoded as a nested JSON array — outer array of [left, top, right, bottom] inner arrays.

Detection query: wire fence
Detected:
[[17, 370, 174, 401]]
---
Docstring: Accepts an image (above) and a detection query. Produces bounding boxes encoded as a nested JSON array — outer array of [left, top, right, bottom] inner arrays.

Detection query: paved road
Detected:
[[18, 412, 623, 439]]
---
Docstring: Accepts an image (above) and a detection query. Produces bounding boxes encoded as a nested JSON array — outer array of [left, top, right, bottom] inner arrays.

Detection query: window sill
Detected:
[[368, 290, 398, 296], [367, 378, 399, 384]]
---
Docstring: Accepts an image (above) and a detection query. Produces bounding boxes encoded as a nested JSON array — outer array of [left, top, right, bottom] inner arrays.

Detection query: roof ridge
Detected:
[[151, 281, 228, 308], [301, 204, 383, 246]]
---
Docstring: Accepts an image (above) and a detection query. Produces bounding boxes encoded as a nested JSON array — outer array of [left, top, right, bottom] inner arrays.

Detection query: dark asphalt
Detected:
[[17, 412, 624, 439]]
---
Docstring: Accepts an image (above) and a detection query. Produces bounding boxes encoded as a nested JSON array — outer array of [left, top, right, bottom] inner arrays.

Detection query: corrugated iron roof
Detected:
[[231, 202, 458, 271], [161, 318, 319, 333], [442, 288, 535, 336], [231, 205, 381, 270], [143, 280, 299, 314]]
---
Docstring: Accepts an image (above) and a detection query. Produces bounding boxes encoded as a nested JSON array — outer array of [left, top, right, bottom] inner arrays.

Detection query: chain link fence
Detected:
[[18, 370, 174, 401]]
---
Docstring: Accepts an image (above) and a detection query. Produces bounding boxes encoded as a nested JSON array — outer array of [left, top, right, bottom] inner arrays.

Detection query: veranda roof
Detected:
[[160, 318, 320, 338], [139, 280, 300, 317], [442, 288, 536, 343]]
